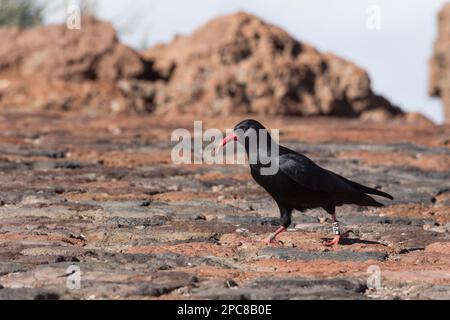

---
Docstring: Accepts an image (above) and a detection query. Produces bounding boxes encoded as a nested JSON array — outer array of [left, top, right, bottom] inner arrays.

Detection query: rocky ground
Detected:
[[0, 113, 449, 300]]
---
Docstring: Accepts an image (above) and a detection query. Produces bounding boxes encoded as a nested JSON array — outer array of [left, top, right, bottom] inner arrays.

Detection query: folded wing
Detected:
[[278, 153, 393, 200]]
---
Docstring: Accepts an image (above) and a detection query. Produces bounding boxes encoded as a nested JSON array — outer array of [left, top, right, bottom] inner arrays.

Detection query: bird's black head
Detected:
[[216, 119, 279, 174], [233, 119, 266, 133], [232, 119, 271, 148], [217, 119, 274, 157]]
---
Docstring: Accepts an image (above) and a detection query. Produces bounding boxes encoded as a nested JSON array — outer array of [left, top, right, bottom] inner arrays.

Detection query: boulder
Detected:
[[144, 12, 402, 118], [0, 16, 146, 81], [0, 16, 158, 115]]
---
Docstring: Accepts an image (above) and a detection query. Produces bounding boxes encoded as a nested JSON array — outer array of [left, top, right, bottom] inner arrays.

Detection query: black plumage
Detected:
[[219, 119, 393, 245]]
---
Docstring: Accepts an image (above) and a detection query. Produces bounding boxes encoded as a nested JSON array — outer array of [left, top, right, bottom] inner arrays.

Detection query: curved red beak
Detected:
[[216, 133, 238, 154]]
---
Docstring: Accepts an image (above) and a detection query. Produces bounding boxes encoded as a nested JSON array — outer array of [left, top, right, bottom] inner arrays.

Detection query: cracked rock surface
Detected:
[[0, 114, 449, 300]]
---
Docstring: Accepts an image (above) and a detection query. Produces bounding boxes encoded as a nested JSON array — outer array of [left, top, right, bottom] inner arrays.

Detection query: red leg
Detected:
[[263, 226, 286, 244], [323, 213, 349, 246]]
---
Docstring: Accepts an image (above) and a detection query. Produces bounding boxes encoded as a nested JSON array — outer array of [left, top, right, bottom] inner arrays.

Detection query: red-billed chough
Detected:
[[217, 119, 393, 246]]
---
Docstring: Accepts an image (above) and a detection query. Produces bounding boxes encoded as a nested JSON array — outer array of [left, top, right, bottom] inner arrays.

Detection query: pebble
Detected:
[[195, 214, 206, 220], [429, 226, 447, 233], [319, 217, 328, 224], [140, 200, 152, 207]]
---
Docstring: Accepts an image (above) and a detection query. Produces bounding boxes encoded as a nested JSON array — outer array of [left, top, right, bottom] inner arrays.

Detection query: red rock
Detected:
[[0, 16, 154, 114], [425, 242, 450, 254], [403, 112, 435, 125], [144, 12, 402, 118], [429, 3, 450, 123], [0, 16, 145, 81], [0, 12, 404, 118]]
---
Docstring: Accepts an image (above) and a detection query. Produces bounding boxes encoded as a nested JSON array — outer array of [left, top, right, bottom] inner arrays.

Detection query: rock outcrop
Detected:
[[0, 16, 161, 115], [144, 12, 402, 117], [430, 3, 450, 123], [0, 12, 404, 119]]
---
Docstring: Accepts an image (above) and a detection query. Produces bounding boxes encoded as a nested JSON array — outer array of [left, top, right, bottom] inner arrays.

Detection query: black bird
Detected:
[[217, 119, 393, 246]]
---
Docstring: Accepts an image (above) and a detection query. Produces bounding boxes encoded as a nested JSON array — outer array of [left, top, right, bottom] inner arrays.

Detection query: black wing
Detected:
[[279, 153, 356, 194], [278, 152, 393, 200]]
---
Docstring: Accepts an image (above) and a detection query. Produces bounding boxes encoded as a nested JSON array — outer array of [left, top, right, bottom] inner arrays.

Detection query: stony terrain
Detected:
[[0, 113, 448, 300]]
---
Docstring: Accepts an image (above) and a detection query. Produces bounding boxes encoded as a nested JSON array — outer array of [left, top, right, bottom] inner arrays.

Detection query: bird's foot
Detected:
[[323, 231, 353, 246], [262, 227, 286, 245], [323, 235, 341, 246], [262, 235, 283, 245]]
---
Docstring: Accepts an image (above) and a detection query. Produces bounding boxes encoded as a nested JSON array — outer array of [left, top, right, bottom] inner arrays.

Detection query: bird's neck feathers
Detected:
[[244, 130, 279, 170]]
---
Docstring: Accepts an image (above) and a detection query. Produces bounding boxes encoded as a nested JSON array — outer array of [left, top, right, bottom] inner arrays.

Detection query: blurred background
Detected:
[[7, 0, 446, 123], [0, 0, 449, 123]]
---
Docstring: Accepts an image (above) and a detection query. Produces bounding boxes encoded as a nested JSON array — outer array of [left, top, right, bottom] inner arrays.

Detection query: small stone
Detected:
[[21, 195, 45, 205], [319, 217, 328, 224], [226, 279, 239, 288], [69, 233, 86, 241], [54, 187, 65, 194], [55, 256, 80, 263], [140, 200, 152, 207], [429, 226, 447, 233], [212, 185, 224, 192]]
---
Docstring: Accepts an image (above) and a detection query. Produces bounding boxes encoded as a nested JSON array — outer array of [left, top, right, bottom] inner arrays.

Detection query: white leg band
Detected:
[[332, 222, 341, 235]]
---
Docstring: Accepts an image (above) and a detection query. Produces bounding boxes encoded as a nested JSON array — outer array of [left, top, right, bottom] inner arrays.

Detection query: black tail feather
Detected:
[[336, 174, 394, 200], [337, 193, 386, 208], [366, 188, 394, 200], [358, 184, 393, 200], [355, 194, 385, 207]]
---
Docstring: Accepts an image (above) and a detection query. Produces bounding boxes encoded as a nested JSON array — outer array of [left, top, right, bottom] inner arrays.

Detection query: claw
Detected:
[[323, 231, 353, 246], [262, 226, 286, 245], [262, 236, 283, 245], [262, 237, 276, 245], [323, 235, 341, 246]]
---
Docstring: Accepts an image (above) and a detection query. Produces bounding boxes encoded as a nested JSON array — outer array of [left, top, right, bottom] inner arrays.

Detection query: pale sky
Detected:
[[44, 0, 449, 123]]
